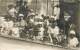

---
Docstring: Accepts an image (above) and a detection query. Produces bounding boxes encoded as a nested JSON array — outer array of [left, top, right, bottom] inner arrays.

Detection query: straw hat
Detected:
[[19, 14, 24, 17]]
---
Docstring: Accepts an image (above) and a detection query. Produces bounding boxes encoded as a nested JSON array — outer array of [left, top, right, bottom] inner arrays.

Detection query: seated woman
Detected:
[[68, 30, 79, 48]]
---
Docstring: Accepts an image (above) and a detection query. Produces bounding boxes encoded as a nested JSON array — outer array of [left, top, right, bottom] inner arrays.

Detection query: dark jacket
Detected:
[[18, 5, 29, 16]]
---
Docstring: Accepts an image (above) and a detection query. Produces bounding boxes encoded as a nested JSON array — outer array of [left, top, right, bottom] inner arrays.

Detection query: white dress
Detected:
[[38, 27, 44, 40], [68, 37, 79, 48]]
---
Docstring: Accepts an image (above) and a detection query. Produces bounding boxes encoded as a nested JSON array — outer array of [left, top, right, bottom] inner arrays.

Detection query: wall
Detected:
[[0, 0, 15, 15], [0, 0, 53, 16]]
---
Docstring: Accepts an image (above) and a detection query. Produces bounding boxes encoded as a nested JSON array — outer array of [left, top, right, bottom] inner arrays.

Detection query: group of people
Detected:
[[0, 0, 79, 48]]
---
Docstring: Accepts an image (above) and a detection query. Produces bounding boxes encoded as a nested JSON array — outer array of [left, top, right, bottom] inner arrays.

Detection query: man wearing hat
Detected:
[[8, 4, 17, 21], [53, 0, 60, 21]]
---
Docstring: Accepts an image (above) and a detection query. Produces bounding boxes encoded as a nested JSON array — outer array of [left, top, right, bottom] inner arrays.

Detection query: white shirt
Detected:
[[48, 26, 54, 34], [54, 7, 60, 20], [53, 26, 60, 35], [20, 19, 26, 26], [44, 19, 49, 26], [30, 18, 34, 23]]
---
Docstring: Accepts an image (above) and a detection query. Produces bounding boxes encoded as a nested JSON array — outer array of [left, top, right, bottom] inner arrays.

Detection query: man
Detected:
[[18, 1, 29, 20], [8, 4, 17, 21], [53, 0, 60, 21], [57, 0, 78, 42]]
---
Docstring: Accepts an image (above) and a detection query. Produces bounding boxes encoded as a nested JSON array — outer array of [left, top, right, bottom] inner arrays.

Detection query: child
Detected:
[[68, 30, 79, 48]]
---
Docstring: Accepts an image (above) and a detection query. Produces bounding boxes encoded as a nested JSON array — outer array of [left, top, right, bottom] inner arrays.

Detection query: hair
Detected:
[[8, 4, 15, 9], [54, 4, 60, 8]]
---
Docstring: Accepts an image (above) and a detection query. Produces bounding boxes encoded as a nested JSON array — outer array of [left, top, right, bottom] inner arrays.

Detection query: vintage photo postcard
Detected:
[[0, 0, 80, 50]]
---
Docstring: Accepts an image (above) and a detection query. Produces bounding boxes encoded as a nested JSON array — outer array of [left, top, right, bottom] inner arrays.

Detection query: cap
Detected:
[[70, 30, 76, 35], [19, 14, 24, 16]]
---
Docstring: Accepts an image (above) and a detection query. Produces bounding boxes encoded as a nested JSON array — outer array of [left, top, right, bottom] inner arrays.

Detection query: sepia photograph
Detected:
[[0, 0, 80, 50]]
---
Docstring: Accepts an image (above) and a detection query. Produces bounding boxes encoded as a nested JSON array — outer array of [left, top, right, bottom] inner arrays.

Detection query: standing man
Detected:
[[59, 0, 78, 45], [7, 4, 17, 21], [53, 0, 60, 21], [18, 1, 29, 20], [16, 0, 24, 21], [52, 0, 78, 45]]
